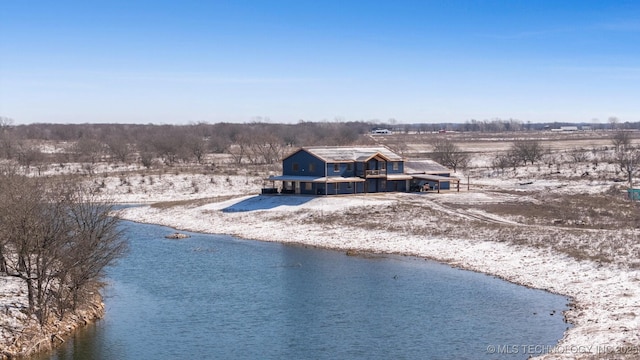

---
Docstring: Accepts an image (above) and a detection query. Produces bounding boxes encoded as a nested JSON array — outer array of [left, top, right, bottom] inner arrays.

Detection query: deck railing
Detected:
[[365, 169, 386, 177]]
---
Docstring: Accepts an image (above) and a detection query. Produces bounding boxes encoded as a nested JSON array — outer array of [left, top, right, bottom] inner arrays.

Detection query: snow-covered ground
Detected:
[[0, 276, 30, 352], [117, 187, 640, 360], [3, 134, 640, 359]]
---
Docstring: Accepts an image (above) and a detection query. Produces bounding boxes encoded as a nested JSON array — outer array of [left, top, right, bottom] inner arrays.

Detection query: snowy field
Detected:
[[3, 132, 640, 359]]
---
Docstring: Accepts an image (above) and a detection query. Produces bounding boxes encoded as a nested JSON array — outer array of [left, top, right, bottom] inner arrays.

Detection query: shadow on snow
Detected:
[[221, 195, 315, 212]]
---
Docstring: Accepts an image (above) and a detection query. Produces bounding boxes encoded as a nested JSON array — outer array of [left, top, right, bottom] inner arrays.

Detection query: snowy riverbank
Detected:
[[0, 283, 104, 359], [118, 192, 640, 360]]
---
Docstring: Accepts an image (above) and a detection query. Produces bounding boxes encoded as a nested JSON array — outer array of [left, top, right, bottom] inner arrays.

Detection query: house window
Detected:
[[305, 182, 312, 191], [393, 162, 399, 171], [347, 163, 353, 171], [380, 162, 386, 171], [309, 163, 315, 172], [334, 164, 340, 172], [347, 182, 353, 189], [292, 163, 299, 172]]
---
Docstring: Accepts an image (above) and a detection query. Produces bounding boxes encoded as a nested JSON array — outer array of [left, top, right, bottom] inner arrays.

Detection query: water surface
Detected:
[[47, 221, 570, 359]]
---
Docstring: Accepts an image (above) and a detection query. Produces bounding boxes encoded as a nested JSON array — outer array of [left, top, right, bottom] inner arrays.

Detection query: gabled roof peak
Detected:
[[298, 146, 403, 162]]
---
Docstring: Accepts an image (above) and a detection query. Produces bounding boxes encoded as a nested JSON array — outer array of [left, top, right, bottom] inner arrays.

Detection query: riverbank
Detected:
[[118, 191, 640, 360], [0, 287, 104, 359]]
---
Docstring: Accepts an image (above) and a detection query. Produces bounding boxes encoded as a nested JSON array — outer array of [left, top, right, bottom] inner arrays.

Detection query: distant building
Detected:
[[551, 126, 579, 132], [371, 128, 393, 135], [266, 146, 459, 195]]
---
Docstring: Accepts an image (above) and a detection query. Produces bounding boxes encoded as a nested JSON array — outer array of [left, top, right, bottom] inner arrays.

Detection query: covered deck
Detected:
[[264, 174, 458, 195], [264, 175, 365, 195], [410, 174, 460, 193]]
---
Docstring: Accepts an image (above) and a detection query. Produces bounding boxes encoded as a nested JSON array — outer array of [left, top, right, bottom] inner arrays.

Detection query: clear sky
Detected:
[[1, 0, 639, 125]]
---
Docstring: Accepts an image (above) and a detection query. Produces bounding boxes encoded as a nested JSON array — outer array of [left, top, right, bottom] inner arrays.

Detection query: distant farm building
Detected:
[[371, 128, 393, 135], [266, 146, 459, 195], [550, 126, 579, 132]]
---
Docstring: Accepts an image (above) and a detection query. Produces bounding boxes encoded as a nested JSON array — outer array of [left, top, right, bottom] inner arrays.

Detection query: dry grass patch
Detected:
[[295, 194, 639, 265], [453, 192, 640, 230], [150, 195, 238, 209]]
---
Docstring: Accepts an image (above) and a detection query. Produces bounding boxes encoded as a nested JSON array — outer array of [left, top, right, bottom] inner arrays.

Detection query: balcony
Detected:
[[365, 169, 387, 178]]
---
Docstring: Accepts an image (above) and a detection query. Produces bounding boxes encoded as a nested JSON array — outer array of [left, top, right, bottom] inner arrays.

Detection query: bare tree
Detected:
[[385, 138, 409, 156], [185, 135, 207, 164], [609, 116, 619, 130], [491, 153, 512, 176], [208, 133, 231, 154], [569, 148, 589, 164], [431, 138, 469, 172], [511, 139, 544, 165], [58, 186, 127, 315], [246, 132, 286, 165], [612, 131, 631, 152], [135, 136, 158, 169], [0, 171, 127, 324], [0, 174, 56, 318], [0, 116, 13, 131], [0, 165, 19, 273], [16, 143, 45, 172], [74, 137, 104, 164], [106, 136, 131, 163], [0, 117, 16, 159], [615, 146, 640, 188], [0, 134, 16, 159], [227, 145, 247, 165], [149, 128, 186, 166]]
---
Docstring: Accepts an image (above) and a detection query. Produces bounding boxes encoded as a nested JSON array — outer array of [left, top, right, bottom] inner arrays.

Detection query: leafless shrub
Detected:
[[139, 151, 155, 169]]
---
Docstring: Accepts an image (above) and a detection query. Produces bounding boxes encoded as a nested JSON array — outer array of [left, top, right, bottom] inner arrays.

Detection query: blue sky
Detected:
[[1, 1, 639, 125]]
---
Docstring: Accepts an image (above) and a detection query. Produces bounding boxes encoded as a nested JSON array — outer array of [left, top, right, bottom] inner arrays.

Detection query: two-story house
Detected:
[[267, 146, 456, 195]]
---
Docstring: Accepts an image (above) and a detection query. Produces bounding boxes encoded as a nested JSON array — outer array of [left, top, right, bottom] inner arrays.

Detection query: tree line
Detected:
[[0, 167, 127, 325], [0, 120, 371, 167], [2, 117, 639, 182]]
